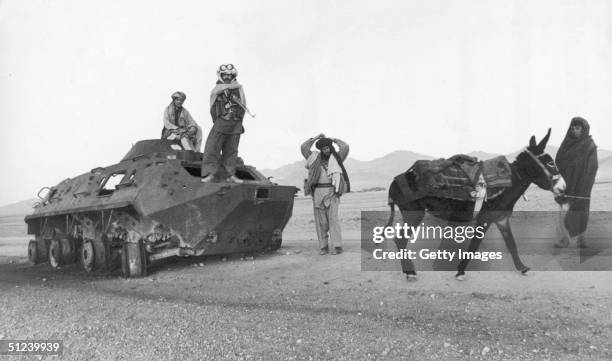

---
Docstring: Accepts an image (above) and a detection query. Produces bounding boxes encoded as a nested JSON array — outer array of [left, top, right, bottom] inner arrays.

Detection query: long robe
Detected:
[[555, 117, 598, 236]]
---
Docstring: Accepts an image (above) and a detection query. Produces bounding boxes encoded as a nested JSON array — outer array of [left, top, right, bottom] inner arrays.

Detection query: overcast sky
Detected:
[[1, 0, 611, 205]]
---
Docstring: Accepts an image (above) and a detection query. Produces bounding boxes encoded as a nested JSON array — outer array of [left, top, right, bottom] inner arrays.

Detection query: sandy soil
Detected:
[[1, 186, 611, 360]]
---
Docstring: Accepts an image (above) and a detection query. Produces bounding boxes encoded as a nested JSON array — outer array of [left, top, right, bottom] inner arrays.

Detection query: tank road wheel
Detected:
[[270, 229, 283, 251], [28, 240, 40, 264], [121, 240, 148, 278], [28, 239, 49, 264], [49, 237, 76, 268], [81, 239, 96, 272], [92, 236, 109, 271], [106, 239, 122, 271], [60, 237, 77, 265], [39, 239, 49, 262], [48, 239, 63, 269]]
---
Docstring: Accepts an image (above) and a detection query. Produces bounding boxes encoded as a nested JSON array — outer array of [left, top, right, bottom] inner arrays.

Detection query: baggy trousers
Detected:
[[313, 193, 342, 249], [201, 130, 241, 177]]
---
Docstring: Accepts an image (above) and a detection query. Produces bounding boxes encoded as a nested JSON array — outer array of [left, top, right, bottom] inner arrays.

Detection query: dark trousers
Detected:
[[201, 130, 241, 177]]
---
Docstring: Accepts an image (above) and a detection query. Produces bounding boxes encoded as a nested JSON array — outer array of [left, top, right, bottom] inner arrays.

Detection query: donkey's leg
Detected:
[[456, 219, 491, 280], [434, 220, 463, 271], [393, 207, 425, 281], [495, 217, 530, 275]]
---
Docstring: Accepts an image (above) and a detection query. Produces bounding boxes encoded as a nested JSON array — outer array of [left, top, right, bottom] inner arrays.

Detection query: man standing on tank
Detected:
[[554, 116, 598, 248], [301, 133, 350, 255], [201, 64, 247, 183]]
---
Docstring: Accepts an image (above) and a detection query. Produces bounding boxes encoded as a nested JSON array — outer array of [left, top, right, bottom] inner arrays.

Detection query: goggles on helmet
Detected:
[[217, 63, 238, 76]]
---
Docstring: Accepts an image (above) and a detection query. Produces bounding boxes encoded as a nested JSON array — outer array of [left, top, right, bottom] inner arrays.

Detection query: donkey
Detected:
[[386, 129, 566, 281]]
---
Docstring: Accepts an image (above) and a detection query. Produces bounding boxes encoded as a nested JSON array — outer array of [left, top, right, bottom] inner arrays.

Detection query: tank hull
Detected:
[[148, 184, 294, 252], [24, 139, 298, 276]]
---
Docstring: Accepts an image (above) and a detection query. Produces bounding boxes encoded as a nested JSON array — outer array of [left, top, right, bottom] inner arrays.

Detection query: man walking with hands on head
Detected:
[[301, 133, 350, 255]]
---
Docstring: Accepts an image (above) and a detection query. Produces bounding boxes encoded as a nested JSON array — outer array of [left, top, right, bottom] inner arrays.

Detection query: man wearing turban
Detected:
[[554, 117, 598, 248], [161, 91, 202, 151], [301, 133, 351, 255], [201, 64, 248, 183]]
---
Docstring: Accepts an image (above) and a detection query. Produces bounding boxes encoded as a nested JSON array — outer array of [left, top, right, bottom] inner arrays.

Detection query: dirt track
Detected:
[[2, 240, 612, 360], [1, 189, 612, 360]]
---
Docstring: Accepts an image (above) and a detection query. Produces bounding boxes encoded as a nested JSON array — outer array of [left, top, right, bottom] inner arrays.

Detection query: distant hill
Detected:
[[598, 149, 612, 160], [466, 151, 501, 160], [486, 145, 611, 166], [261, 146, 612, 194], [597, 155, 612, 181], [505, 145, 560, 161], [261, 150, 434, 194], [2, 146, 611, 209], [600, 155, 612, 165], [0, 198, 37, 217]]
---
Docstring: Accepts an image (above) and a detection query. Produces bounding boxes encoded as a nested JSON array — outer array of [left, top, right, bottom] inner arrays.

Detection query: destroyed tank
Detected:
[[25, 139, 297, 277]]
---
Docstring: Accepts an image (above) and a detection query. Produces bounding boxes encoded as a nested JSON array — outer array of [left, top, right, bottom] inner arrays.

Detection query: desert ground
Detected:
[[1, 184, 611, 360]]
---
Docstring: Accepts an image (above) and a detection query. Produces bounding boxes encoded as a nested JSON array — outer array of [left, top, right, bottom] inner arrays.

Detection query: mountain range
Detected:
[[1, 146, 611, 216], [0, 198, 38, 217], [261, 145, 612, 194]]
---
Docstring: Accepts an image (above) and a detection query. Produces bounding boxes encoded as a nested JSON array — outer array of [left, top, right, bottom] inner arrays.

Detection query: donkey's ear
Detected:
[[529, 135, 537, 148], [538, 128, 551, 149]]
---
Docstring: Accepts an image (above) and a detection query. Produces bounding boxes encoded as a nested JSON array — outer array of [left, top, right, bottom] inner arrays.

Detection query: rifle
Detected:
[[230, 94, 256, 118]]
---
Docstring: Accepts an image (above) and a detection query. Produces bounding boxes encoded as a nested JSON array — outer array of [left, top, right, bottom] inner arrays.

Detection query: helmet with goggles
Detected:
[[217, 63, 238, 81]]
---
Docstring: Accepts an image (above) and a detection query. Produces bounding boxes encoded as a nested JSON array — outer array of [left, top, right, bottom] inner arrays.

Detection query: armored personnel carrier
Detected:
[[25, 139, 297, 277]]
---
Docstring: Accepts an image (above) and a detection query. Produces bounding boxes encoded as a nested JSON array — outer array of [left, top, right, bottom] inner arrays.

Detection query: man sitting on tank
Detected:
[[161, 91, 202, 151]]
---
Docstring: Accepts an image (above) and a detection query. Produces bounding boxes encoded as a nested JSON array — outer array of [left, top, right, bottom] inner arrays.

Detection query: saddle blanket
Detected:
[[395, 154, 512, 202]]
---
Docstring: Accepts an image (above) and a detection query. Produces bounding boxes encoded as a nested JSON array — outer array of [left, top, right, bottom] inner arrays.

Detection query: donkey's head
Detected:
[[516, 128, 566, 195]]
